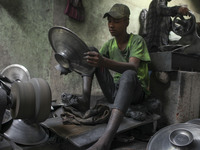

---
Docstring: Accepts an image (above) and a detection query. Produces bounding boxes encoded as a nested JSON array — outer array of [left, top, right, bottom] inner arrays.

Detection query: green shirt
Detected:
[[100, 33, 151, 96]]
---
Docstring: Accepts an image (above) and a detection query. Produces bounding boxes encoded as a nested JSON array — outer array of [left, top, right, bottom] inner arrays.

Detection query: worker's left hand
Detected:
[[84, 51, 104, 67]]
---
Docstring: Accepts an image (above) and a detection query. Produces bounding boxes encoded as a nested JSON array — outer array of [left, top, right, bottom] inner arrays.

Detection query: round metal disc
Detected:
[[4, 119, 48, 146], [1, 64, 30, 82], [147, 123, 200, 150], [48, 26, 95, 75], [30, 78, 52, 123]]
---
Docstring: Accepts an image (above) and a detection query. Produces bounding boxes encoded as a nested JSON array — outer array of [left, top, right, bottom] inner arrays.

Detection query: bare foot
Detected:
[[87, 109, 123, 150], [86, 137, 111, 150]]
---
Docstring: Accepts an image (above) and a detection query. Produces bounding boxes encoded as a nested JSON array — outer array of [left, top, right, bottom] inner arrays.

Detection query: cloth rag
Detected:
[[61, 104, 111, 125]]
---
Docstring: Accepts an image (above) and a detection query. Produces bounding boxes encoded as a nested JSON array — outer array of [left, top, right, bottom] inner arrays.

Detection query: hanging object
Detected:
[[64, 0, 85, 22]]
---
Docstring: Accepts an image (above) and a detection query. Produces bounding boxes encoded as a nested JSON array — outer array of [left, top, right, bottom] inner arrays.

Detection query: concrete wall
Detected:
[[150, 71, 200, 125], [0, 0, 199, 102]]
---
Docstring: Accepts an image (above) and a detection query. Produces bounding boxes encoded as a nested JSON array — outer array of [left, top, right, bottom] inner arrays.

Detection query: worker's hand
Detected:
[[178, 6, 189, 16], [84, 51, 104, 67]]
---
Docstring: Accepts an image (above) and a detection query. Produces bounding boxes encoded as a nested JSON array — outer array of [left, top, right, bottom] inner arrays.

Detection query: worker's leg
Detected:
[[61, 74, 94, 112], [113, 70, 144, 114], [87, 108, 123, 150], [87, 70, 144, 150], [78, 75, 93, 112], [95, 67, 117, 103]]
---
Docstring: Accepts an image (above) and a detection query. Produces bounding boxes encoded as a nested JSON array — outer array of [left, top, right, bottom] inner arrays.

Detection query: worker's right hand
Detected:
[[178, 6, 189, 16]]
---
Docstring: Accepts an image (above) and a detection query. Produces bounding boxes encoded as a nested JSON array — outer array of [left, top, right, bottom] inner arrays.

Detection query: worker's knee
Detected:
[[120, 70, 137, 84]]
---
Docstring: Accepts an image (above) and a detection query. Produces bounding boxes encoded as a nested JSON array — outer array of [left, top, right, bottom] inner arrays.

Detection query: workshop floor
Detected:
[[112, 140, 147, 150], [21, 140, 148, 150], [19, 123, 152, 150]]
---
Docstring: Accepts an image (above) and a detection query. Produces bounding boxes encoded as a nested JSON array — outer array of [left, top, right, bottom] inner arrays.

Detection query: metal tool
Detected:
[[172, 12, 195, 36], [172, 11, 200, 55], [1, 64, 51, 122], [0, 64, 51, 146], [10, 78, 51, 122]]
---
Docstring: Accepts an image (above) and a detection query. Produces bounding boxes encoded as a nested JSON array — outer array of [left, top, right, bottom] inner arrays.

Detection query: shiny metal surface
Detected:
[[30, 78, 52, 123], [0, 134, 23, 150], [147, 123, 200, 150], [10, 81, 35, 119], [48, 26, 95, 75], [4, 119, 48, 145], [1, 64, 30, 82], [10, 78, 52, 122], [186, 118, 200, 126], [169, 128, 193, 147]]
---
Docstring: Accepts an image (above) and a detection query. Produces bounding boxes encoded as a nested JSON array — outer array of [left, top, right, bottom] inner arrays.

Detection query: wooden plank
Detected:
[[41, 114, 160, 148]]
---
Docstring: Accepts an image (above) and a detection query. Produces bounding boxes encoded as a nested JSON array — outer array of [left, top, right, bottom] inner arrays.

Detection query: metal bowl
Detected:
[[169, 128, 193, 147]]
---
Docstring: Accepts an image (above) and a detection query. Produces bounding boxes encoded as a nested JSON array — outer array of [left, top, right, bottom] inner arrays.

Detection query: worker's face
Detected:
[[107, 16, 129, 37]]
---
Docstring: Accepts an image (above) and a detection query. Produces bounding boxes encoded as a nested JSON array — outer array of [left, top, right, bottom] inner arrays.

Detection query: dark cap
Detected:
[[103, 3, 130, 19]]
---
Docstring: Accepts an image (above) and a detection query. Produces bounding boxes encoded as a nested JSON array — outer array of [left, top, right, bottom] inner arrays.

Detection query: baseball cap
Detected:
[[103, 3, 130, 19]]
